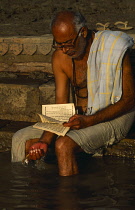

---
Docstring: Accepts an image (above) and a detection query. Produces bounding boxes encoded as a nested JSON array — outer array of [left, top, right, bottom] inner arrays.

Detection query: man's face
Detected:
[[52, 22, 87, 59]]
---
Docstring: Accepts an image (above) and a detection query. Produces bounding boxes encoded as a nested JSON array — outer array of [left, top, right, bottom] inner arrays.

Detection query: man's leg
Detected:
[[55, 135, 83, 176]]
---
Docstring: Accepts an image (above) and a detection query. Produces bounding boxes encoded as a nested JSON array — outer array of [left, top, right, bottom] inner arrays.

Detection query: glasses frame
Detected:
[[52, 27, 83, 50]]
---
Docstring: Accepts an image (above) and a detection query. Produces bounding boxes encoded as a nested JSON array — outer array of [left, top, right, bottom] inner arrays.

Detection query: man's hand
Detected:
[[28, 142, 48, 160], [63, 114, 89, 129]]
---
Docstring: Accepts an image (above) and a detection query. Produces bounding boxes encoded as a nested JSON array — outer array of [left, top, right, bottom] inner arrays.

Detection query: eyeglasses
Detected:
[[52, 27, 83, 50]]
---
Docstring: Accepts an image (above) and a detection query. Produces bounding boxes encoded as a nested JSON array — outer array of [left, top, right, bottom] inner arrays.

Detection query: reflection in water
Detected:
[[0, 151, 135, 209]]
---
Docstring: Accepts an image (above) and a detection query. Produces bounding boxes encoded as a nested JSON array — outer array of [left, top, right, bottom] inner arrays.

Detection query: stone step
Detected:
[[0, 77, 55, 122], [104, 138, 135, 159]]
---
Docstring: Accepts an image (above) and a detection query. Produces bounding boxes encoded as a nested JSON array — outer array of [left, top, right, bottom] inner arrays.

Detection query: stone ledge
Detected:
[[0, 62, 52, 73], [0, 34, 53, 56], [0, 33, 134, 73], [0, 33, 134, 57], [0, 34, 54, 73]]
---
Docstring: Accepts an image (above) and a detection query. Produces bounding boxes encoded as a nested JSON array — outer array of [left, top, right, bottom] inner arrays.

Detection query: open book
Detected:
[[33, 103, 75, 136]]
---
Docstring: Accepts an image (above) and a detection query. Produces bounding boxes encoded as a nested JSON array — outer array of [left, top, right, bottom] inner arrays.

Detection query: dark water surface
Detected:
[[0, 151, 135, 210]]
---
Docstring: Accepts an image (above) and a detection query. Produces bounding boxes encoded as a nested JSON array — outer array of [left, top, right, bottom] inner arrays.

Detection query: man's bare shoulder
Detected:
[[52, 50, 72, 68]]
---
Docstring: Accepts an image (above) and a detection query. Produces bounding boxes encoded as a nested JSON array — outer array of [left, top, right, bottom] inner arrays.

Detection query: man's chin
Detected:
[[70, 52, 84, 60], [68, 52, 81, 59], [66, 51, 76, 57]]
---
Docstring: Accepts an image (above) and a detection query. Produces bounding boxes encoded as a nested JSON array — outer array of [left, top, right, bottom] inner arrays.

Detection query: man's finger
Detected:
[[64, 118, 80, 127], [29, 150, 37, 160], [29, 149, 42, 160], [63, 121, 76, 127], [68, 115, 78, 121]]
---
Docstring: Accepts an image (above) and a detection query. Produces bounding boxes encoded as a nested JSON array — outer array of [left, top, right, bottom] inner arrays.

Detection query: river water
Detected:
[[0, 151, 135, 210]]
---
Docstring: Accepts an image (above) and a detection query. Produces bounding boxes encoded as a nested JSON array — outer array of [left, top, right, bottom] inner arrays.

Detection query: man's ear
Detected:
[[81, 27, 88, 38]]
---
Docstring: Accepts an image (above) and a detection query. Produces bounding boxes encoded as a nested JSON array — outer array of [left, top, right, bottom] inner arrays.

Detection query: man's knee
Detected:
[[55, 136, 70, 153], [55, 135, 81, 154]]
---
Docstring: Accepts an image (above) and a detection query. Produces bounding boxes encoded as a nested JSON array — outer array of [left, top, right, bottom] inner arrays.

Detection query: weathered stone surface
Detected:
[[0, 82, 41, 122], [23, 44, 37, 55], [10, 43, 23, 55], [0, 0, 135, 37], [0, 35, 53, 55], [0, 78, 56, 122], [0, 35, 53, 73], [104, 138, 135, 159], [0, 62, 52, 73], [0, 120, 34, 152], [0, 131, 13, 152], [0, 43, 9, 56], [39, 81, 55, 105]]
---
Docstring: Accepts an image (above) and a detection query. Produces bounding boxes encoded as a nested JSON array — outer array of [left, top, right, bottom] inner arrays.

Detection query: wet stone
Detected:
[[104, 139, 135, 159]]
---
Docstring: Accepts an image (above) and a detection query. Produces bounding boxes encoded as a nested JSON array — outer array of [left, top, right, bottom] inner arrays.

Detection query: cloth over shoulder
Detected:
[[87, 30, 134, 115]]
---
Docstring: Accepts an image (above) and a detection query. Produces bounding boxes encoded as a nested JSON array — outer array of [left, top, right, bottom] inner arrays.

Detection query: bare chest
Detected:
[[64, 58, 88, 112], [72, 59, 87, 88]]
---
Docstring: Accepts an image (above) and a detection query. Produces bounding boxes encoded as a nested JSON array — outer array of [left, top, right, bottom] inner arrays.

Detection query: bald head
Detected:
[[51, 10, 86, 33], [51, 11, 88, 59]]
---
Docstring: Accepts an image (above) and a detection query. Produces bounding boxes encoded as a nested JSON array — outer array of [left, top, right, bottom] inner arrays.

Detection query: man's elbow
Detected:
[[123, 95, 135, 110]]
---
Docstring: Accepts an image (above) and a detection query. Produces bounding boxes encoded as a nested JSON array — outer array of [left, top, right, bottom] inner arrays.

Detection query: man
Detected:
[[12, 10, 135, 176]]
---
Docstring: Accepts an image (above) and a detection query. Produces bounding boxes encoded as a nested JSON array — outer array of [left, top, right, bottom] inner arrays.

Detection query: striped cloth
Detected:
[[87, 30, 134, 115]]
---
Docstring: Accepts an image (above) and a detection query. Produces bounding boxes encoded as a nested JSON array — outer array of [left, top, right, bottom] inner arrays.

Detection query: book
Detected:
[[33, 103, 75, 136]]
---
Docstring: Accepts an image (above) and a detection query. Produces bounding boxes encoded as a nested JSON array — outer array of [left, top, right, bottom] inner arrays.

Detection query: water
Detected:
[[0, 151, 135, 210]]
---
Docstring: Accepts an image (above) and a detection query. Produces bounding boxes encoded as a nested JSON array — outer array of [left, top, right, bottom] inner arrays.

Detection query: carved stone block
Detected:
[[0, 82, 41, 122]]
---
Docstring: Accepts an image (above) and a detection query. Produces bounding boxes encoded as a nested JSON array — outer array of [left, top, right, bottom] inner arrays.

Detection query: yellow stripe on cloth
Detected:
[[105, 32, 123, 106]]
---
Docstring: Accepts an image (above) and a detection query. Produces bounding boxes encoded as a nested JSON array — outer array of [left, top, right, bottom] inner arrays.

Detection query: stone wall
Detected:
[[0, 0, 135, 36], [0, 35, 55, 122]]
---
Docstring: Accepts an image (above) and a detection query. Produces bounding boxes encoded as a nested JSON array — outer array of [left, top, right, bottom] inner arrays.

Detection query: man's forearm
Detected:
[[87, 98, 135, 127]]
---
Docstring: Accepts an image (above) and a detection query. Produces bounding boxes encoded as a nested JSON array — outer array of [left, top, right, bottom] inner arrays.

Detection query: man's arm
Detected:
[[52, 49, 71, 104], [64, 51, 135, 129], [37, 50, 71, 143], [28, 50, 72, 159]]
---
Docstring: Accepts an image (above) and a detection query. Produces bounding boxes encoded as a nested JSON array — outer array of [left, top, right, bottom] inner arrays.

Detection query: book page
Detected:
[[33, 103, 75, 136], [42, 103, 75, 122], [37, 113, 63, 124], [33, 122, 70, 136]]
